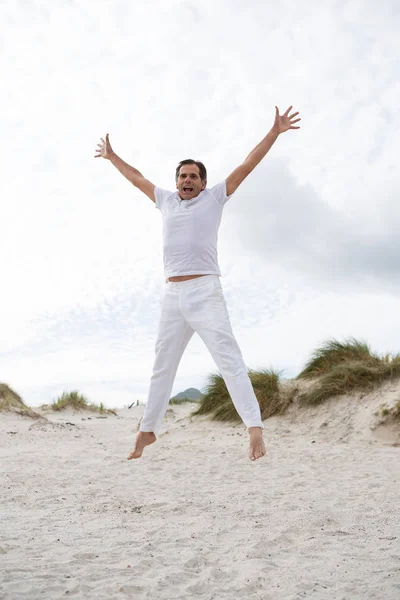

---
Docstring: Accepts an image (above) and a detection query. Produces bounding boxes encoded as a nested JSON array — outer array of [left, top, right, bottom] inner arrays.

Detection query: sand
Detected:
[[1, 391, 399, 600]]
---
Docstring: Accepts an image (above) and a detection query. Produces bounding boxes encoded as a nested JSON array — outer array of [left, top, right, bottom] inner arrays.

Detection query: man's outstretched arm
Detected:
[[95, 134, 156, 203], [226, 106, 301, 196]]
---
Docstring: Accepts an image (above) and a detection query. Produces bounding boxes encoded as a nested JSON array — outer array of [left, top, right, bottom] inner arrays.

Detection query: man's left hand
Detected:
[[273, 106, 301, 134]]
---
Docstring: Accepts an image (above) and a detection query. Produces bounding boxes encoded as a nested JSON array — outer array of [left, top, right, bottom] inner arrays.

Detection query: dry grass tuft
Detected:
[[192, 373, 231, 418], [299, 354, 400, 406], [192, 369, 291, 423], [297, 338, 376, 380], [0, 383, 41, 418], [50, 391, 116, 415], [169, 397, 200, 405], [249, 369, 291, 420]]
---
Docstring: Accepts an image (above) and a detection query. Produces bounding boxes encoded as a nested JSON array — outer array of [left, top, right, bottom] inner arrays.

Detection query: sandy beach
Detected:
[[1, 391, 399, 600]]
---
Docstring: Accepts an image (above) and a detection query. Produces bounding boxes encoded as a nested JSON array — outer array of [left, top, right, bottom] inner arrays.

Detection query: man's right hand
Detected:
[[94, 134, 156, 202], [94, 133, 114, 159]]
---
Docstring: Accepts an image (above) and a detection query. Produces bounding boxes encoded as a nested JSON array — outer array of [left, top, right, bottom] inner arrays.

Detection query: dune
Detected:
[[274, 377, 400, 445], [0, 383, 42, 420], [0, 384, 399, 599]]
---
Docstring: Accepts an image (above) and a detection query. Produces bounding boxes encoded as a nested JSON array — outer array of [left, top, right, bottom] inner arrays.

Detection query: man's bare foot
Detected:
[[248, 427, 266, 461], [127, 431, 156, 460]]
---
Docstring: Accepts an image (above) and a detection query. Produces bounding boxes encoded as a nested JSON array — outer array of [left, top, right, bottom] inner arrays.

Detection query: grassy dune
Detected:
[[48, 391, 116, 415], [297, 339, 375, 379], [0, 383, 41, 418], [194, 338, 400, 423], [0, 385, 116, 418], [3, 338, 400, 425], [297, 338, 400, 407]]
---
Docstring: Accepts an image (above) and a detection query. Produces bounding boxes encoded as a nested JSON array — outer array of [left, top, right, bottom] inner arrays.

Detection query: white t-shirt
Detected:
[[155, 181, 233, 280]]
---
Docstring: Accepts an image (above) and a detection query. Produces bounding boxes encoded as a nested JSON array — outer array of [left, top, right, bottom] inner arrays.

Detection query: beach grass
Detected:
[[170, 397, 200, 405], [0, 383, 41, 418], [298, 339, 400, 406], [50, 391, 116, 415], [192, 368, 293, 422], [193, 338, 400, 420], [4, 337, 400, 424], [192, 372, 230, 418], [297, 338, 376, 380]]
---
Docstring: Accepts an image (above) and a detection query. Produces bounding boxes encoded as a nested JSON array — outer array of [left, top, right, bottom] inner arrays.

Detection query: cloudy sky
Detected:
[[1, 0, 399, 408]]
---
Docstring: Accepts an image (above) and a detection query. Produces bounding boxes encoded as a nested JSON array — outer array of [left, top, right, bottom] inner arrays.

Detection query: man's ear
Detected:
[[201, 180, 206, 190]]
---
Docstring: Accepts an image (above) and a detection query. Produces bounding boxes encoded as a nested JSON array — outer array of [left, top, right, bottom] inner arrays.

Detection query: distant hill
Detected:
[[170, 387, 203, 402]]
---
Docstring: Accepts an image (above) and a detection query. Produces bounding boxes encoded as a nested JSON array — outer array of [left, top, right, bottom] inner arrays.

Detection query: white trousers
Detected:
[[140, 275, 263, 434]]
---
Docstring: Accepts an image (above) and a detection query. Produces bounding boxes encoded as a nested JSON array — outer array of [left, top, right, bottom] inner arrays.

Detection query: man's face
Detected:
[[176, 164, 206, 200]]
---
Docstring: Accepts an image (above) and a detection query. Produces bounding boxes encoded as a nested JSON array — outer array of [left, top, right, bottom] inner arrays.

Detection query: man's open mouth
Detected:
[[183, 187, 193, 193]]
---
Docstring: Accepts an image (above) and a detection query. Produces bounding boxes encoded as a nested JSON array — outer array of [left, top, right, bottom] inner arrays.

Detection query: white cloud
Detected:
[[223, 158, 400, 288]]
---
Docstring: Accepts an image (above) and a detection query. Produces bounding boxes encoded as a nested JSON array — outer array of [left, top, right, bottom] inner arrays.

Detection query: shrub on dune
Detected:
[[51, 391, 90, 411], [192, 369, 292, 422], [249, 368, 292, 419], [0, 383, 40, 418], [298, 347, 400, 406], [0, 383, 24, 408], [297, 338, 376, 380], [192, 373, 230, 418], [169, 397, 200, 405], [51, 391, 116, 414]]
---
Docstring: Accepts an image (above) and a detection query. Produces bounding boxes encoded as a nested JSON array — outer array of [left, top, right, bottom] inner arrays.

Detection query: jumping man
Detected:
[[95, 106, 301, 461]]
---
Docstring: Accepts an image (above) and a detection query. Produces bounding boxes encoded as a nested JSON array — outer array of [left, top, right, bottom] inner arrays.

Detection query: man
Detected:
[[95, 106, 301, 461]]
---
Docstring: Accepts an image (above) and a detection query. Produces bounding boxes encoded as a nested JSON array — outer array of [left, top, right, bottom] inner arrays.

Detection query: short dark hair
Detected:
[[175, 159, 207, 185]]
